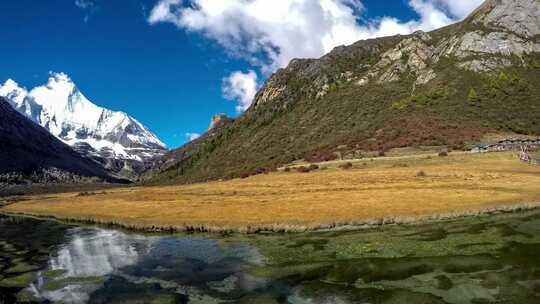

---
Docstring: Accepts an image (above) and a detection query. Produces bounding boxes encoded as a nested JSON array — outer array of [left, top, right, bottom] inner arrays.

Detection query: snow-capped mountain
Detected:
[[0, 72, 167, 179]]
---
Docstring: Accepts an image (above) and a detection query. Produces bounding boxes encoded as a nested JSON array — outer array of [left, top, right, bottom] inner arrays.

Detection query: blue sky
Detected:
[[0, 0, 480, 148]]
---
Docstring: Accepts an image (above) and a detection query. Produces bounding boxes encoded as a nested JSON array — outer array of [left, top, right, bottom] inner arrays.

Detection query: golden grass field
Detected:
[[2, 151, 540, 232]]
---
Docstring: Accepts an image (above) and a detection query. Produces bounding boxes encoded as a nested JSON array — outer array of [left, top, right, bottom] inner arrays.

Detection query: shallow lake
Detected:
[[1, 210, 540, 303]]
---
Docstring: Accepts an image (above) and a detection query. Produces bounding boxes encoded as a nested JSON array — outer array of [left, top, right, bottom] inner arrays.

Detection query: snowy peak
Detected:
[[0, 73, 167, 177], [29, 72, 105, 134], [0, 79, 28, 107], [0, 79, 42, 122]]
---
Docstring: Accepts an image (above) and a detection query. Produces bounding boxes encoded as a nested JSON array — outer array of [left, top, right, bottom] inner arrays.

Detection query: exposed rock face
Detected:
[[209, 114, 233, 131], [350, 0, 540, 85], [250, 0, 540, 102], [367, 31, 437, 85], [444, 0, 540, 72], [250, 36, 399, 111], [472, 0, 540, 38], [457, 58, 513, 73], [454, 31, 540, 57], [278, 0, 540, 93]]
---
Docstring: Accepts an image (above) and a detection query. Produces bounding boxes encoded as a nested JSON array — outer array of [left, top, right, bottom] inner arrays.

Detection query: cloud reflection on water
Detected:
[[29, 227, 261, 303]]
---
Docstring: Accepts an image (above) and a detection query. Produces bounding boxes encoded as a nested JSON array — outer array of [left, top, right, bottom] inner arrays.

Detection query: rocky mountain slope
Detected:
[[0, 73, 167, 179], [150, 0, 540, 184], [0, 97, 119, 186]]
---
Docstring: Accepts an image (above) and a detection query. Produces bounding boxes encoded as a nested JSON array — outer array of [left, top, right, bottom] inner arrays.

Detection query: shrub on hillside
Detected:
[[309, 164, 320, 171], [339, 162, 353, 170], [296, 166, 311, 173], [417, 170, 427, 177], [77, 191, 95, 197], [284, 167, 291, 172], [468, 88, 480, 104], [305, 150, 337, 163], [439, 151, 449, 157]]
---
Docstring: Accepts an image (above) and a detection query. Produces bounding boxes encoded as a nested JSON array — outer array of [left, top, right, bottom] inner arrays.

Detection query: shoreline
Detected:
[[3, 202, 540, 234], [3, 152, 540, 234]]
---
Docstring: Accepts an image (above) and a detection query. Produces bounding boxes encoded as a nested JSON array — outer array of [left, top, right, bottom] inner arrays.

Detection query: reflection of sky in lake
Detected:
[[29, 227, 263, 303], [49, 229, 149, 277], [7, 211, 540, 303]]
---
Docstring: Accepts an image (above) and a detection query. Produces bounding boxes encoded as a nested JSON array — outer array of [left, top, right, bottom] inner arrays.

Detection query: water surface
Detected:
[[1, 210, 540, 303]]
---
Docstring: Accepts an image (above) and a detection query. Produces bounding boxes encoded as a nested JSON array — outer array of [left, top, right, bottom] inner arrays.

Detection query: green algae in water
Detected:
[[43, 276, 105, 291], [3, 211, 540, 303], [87, 276, 187, 304], [16, 289, 37, 302], [43, 269, 67, 278], [286, 238, 329, 250], [435, 275, 453, 290], [237, 210, 540, 304], [5, 262, 39, 274], [1, 242, 17, 253], [0, 272, 34, 288]]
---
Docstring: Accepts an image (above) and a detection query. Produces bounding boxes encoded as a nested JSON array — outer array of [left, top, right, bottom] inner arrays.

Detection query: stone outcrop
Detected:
[[366, 31, 437, 86], [453, 32, 540, 57], [472, 0, 540, 38], [209, 114, 233, 131]]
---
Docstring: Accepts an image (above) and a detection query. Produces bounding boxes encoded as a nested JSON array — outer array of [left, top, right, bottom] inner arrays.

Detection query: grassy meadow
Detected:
[[2, 151, 540, 232]]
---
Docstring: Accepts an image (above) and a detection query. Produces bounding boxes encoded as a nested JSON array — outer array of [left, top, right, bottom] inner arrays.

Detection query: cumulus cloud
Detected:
[[149, 0, 483, 111], [222, 70, 259, 112], [148, 0, 182, 24], [186, 132, 201, 141], [75, 0, 95, 9], [432, 0, 485, 19], [74, 0, 97, 23]]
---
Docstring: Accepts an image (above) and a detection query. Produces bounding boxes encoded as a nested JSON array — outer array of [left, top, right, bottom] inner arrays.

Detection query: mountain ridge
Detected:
[[0, 73, 167, 180], [0, 97, 121, 186]]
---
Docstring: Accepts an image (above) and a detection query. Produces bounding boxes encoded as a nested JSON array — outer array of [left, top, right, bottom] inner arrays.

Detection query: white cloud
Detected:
[[75, 0, 94, 10], [148, 0, 182, 24], [75, 0, 97, 23], [186, 132, 201, 141], [149, 0, 482, 71], [148, 0, 484, 111], [432, 0, 485, 19], [222, 70, 259, 112]]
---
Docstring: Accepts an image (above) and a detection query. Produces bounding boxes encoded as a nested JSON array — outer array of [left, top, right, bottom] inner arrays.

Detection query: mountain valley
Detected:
[[149, 0, 540, 184]]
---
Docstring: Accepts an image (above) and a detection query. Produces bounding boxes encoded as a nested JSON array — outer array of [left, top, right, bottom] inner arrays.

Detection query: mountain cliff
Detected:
[[151, 0, 540, 184], [0, 73, 167, 180], [0, 97, 119, 186]]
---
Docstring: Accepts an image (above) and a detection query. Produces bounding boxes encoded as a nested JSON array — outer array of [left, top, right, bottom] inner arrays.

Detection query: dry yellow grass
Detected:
[[3, 152, 540, 232]]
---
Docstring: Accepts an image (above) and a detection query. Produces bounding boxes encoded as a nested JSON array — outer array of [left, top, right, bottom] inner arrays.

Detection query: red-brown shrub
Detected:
[[296, 166, 311, 173], [305, 150, 337, 163], [339, 162, 353, 170]]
